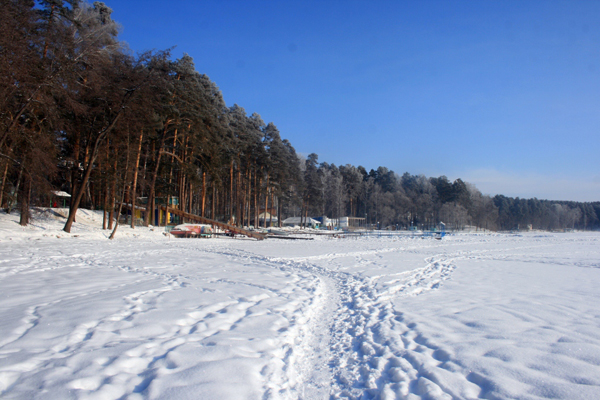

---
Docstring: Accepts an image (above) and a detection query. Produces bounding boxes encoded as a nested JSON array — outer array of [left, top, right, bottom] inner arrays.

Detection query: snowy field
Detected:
[[1, 209, 600, 400]]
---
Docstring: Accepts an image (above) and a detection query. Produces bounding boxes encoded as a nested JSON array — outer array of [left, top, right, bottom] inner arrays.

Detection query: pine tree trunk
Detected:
[[9, 162, 24, 214], [83, 146, 92, 207], [166, 128, 178, 222], [201, 171, 206, 217], [102, 174, 108, 230], [236, 168, 242, 226], [263, 173, 269, 228], [188, 181, 192, 215], [130, 131, 143, 228], [305, 198, 310, 228], [108, 157, 117, 230], [255, 175, 261, 228], [144, 126, 168, 226], [277, 195, 281, 227], [109, 179, 128, 240], [229, 161, 234, 223], [69, 132, 80, 222], [246, 169, 251, 227], [269, 191, 274, 227], [103, 197, 107, 229], [101, 144, 108, 229], [212, 185, 216, 220], [109, 140, 132, 240], [178, 173, 185, 221], [240, 177, 246, 227], [210, 182, 217, 220], [19, 173, 31, 226], [264, 187, 269, 228], [0, 161, 8, 209]]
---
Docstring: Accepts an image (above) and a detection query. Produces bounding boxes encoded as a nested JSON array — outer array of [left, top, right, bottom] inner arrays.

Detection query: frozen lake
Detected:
[[1, 210, 599, 399]]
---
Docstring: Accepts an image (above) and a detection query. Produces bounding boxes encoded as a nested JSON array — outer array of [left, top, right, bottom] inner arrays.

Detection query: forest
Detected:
[[2, 0, 599, 233]]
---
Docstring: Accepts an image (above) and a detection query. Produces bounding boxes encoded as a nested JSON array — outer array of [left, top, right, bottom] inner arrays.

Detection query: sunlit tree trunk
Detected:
[[229, 161, 234, 222], [130, 130, 143, 228], [263, 173, 269, 228], [144, 125, 169, 227], [109, 135, 132, 240], [269, 191, 274, 227], [108, 157, 117, 230], [246, 169, 251, 227], [255, 175, 261, 228], [201, 171, 206, 217], [236, 168, 242, 226], [188, 181, 193, 216]]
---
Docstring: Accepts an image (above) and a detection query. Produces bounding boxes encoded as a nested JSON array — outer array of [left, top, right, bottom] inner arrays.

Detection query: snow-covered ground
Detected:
[[1, 209, 600, 399]]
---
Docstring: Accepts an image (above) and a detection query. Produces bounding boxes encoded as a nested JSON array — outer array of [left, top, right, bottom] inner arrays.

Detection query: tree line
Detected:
[[1, 0, 599, 233]]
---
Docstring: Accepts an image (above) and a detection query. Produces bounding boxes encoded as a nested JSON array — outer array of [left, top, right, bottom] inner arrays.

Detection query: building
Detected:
[[282, 217, 321, 229], [338, 216, 367, 230], [256, 211, 278, 227]]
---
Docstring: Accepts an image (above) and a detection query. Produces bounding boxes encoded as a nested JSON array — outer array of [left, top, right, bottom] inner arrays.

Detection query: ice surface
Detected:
[[1, 209, 599, 399]]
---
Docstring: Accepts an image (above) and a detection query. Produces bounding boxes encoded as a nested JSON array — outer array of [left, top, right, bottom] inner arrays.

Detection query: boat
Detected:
[[169, 224, 213, 238]]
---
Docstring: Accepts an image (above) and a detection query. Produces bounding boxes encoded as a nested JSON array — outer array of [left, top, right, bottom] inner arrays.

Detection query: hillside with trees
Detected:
[[1, 0, 599, 233]]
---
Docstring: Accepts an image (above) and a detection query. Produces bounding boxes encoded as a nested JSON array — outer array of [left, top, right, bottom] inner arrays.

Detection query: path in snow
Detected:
[[265, 246, 477, 399], [206, 241, 479, 399]]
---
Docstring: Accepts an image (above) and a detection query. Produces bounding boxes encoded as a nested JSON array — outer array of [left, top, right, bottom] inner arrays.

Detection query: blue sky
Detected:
[[112, 1, 600, 202]]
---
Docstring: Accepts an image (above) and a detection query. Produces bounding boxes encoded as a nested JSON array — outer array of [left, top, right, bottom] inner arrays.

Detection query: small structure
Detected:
[[282, 217, 321, 229], [51, 191, 71, 208], [115, 202, 147, 226], [314, 216, 337, 229], [339, 217, 367, 230], [152, 197, 180, 225], [433, 222, 446, 240], [256, 211, 278, 227]]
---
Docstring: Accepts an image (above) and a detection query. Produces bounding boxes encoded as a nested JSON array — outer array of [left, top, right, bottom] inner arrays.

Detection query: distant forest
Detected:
[[2, 1, 599, 232]]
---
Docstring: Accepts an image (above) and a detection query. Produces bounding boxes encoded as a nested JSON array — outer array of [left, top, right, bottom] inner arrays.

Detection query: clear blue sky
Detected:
[[112, 0, 600, 202]]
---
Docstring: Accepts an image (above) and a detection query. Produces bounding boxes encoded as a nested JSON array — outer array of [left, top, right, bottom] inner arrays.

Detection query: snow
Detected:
[[1, 209, 600, 399]]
